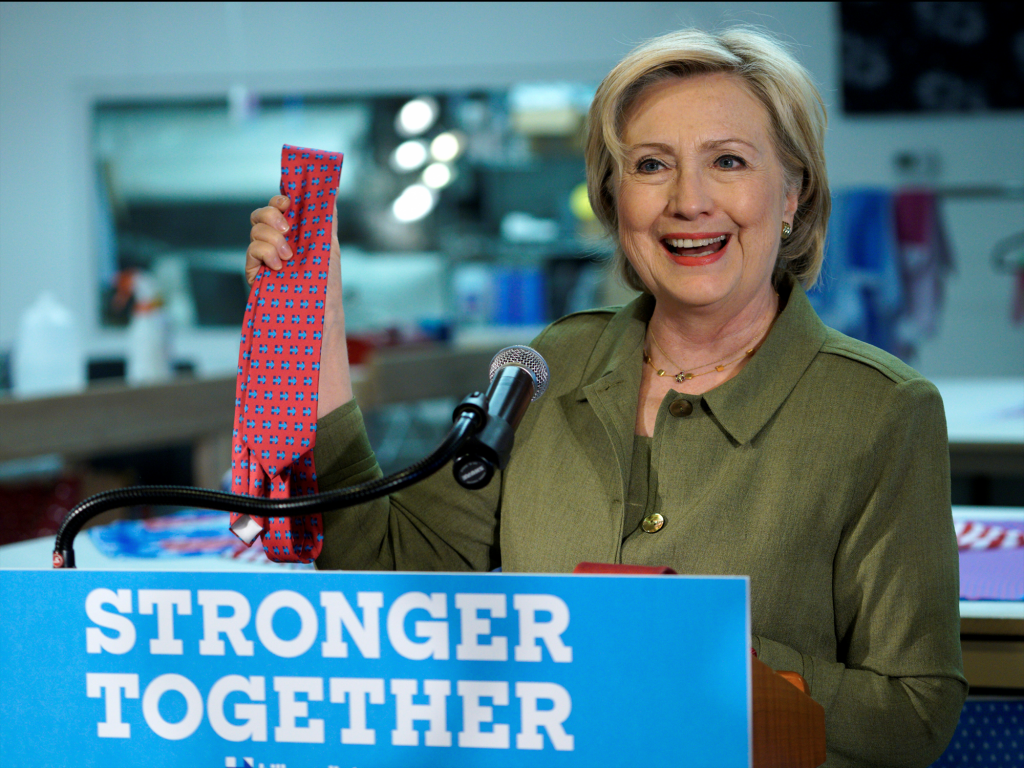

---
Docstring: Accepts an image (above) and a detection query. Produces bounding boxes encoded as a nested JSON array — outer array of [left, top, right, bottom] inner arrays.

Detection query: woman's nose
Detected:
[[666, 168, 713, 219]]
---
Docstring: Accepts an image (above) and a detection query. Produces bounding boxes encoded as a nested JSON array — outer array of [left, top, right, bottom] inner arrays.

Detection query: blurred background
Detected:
[[1, 2, 1022, 539]]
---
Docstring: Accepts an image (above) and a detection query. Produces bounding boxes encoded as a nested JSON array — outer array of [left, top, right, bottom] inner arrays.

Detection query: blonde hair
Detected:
[[585, 27, 830, 291]]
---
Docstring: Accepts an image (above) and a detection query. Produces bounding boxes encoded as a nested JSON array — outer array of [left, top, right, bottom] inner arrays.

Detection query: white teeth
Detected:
[[665, 235, 727, 248]]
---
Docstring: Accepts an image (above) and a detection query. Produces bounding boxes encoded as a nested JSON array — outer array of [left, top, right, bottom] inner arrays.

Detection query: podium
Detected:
[[572, 562, 825, 767], [1, 568, 825, 767], [752, 656, 826, 767]]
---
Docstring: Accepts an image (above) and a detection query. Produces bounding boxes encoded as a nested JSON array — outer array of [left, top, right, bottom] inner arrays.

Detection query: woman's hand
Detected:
[[247, 194, 353, 416], [247, 195, 298, 284]]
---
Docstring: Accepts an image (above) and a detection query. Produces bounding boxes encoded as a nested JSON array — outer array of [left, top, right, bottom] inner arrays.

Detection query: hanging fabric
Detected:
[[228, 145, 343, 563]]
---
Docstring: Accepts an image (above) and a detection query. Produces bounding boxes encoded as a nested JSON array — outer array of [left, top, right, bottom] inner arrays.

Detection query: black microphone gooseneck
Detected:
[[52, 345, 549, 569]]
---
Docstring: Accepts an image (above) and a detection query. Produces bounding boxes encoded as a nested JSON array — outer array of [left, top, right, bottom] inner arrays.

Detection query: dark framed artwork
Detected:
[[840, 2, 1024, 114]]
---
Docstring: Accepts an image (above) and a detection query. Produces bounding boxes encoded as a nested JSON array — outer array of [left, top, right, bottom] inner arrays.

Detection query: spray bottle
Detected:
[[126, 271, 172, 385]]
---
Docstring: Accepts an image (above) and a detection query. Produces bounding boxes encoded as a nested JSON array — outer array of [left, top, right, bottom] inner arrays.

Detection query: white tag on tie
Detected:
[[230, 514, 264, 546]]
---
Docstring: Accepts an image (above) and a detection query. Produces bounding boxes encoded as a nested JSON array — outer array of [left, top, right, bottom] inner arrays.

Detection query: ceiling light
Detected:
[[390, 140, 429, 172], [421, 162, 454, 189], [395, 97, 439, 137], [392, 184, 436, 222], [429, 131, 464, 162]]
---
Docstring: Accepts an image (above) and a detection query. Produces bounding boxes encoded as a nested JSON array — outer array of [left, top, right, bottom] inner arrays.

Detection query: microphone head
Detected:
[[489, 345, 550, 401]]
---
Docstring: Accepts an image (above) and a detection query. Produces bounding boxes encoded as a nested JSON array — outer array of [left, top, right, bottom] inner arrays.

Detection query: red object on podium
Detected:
[[573, 562, 827, 767], [573, 561, 677, 575]]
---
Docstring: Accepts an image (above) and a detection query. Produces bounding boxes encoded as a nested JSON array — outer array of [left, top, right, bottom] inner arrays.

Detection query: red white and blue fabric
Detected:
[[957, 519, 1024, 601], [228, 145, 342, 563], [955, 520, 1024, 550]]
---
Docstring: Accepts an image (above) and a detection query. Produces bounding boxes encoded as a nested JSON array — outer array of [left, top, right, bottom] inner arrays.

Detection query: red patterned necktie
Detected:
[[228, 145, 343, 563]]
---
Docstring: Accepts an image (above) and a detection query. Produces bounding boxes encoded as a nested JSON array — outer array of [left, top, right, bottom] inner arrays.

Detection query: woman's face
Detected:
[[616, 73, 798, 319]]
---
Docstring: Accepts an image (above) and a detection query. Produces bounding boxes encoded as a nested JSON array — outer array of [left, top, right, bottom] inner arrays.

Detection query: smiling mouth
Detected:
[[662, 234, 729, 258]]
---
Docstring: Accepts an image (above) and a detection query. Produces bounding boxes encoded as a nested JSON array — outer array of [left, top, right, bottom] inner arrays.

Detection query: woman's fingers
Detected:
[[246, 240, 281, 285], [250, 196, 291, 231], [245, 227, 293, 285], [245, 197, 294, 284], [253, 222, 292, 255]]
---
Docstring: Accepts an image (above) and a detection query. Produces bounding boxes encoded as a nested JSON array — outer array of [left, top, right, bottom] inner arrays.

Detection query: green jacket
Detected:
[[314, 276, 967, 767]]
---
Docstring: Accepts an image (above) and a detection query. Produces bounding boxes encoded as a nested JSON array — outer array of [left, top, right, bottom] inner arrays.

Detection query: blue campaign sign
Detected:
[[1, 570, 750, 768]]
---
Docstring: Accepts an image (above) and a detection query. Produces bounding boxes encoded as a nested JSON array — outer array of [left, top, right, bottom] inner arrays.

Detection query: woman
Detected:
[[246, 27, 965, 768]]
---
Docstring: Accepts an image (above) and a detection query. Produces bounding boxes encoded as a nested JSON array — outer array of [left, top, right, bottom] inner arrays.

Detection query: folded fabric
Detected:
[[810, 188, 903, 353], [90, 510, 311, 568], [893, 189, 953, 348], [957, 520, 1024, 601], [955, 520, 1024, 550], [810, 187, 955, 361]]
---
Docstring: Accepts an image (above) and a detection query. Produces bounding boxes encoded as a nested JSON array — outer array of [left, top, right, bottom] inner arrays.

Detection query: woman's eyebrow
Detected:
[[623, 142, 674, 154], [701, 137, 761, 153], [624, 138, 762, 154]]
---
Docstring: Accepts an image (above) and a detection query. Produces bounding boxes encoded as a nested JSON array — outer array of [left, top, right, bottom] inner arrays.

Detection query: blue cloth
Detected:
[[492, 266, 547, 325], [931, 699, 1024, 766], [88, 509, 313, 568], [809, 188, 903, 354]]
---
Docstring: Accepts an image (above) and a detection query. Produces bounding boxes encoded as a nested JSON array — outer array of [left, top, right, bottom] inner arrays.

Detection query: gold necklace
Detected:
[[643, 345, 758, 382], [644, 299, 778, 383]]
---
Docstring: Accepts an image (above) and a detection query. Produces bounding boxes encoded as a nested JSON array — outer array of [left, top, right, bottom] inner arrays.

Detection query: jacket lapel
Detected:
[[577, 295, 653, 540]]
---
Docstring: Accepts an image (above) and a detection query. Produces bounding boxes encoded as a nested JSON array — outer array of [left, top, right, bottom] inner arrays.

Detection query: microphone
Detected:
[[452, 345, 549, 489]]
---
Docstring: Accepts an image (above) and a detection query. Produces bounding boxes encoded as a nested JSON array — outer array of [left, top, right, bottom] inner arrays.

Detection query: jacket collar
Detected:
[[575, 273, 828, 446], [576, 294, 652, 401]]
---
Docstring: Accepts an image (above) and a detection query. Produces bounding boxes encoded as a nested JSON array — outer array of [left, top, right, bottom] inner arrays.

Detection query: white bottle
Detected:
[[12, 291, 87, 398], [127, 272, 172, 385]]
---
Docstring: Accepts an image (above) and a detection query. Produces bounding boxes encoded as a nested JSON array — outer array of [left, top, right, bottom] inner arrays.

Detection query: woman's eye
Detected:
[[636, 158, 664, 173], [715, 155, 745, 169]]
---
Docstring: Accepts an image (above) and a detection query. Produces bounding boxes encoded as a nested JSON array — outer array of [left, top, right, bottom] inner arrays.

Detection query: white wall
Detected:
[[2, 2, 1021, 377]]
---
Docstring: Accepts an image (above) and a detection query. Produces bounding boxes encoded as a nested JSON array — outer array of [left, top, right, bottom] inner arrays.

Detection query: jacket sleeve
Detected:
[[311, 399, 501, 572], [754, 377, 967, 768]]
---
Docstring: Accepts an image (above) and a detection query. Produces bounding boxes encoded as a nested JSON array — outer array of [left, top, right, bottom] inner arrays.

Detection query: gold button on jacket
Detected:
[[669, 398, 693, 417], [641, 512, 664, 533]]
